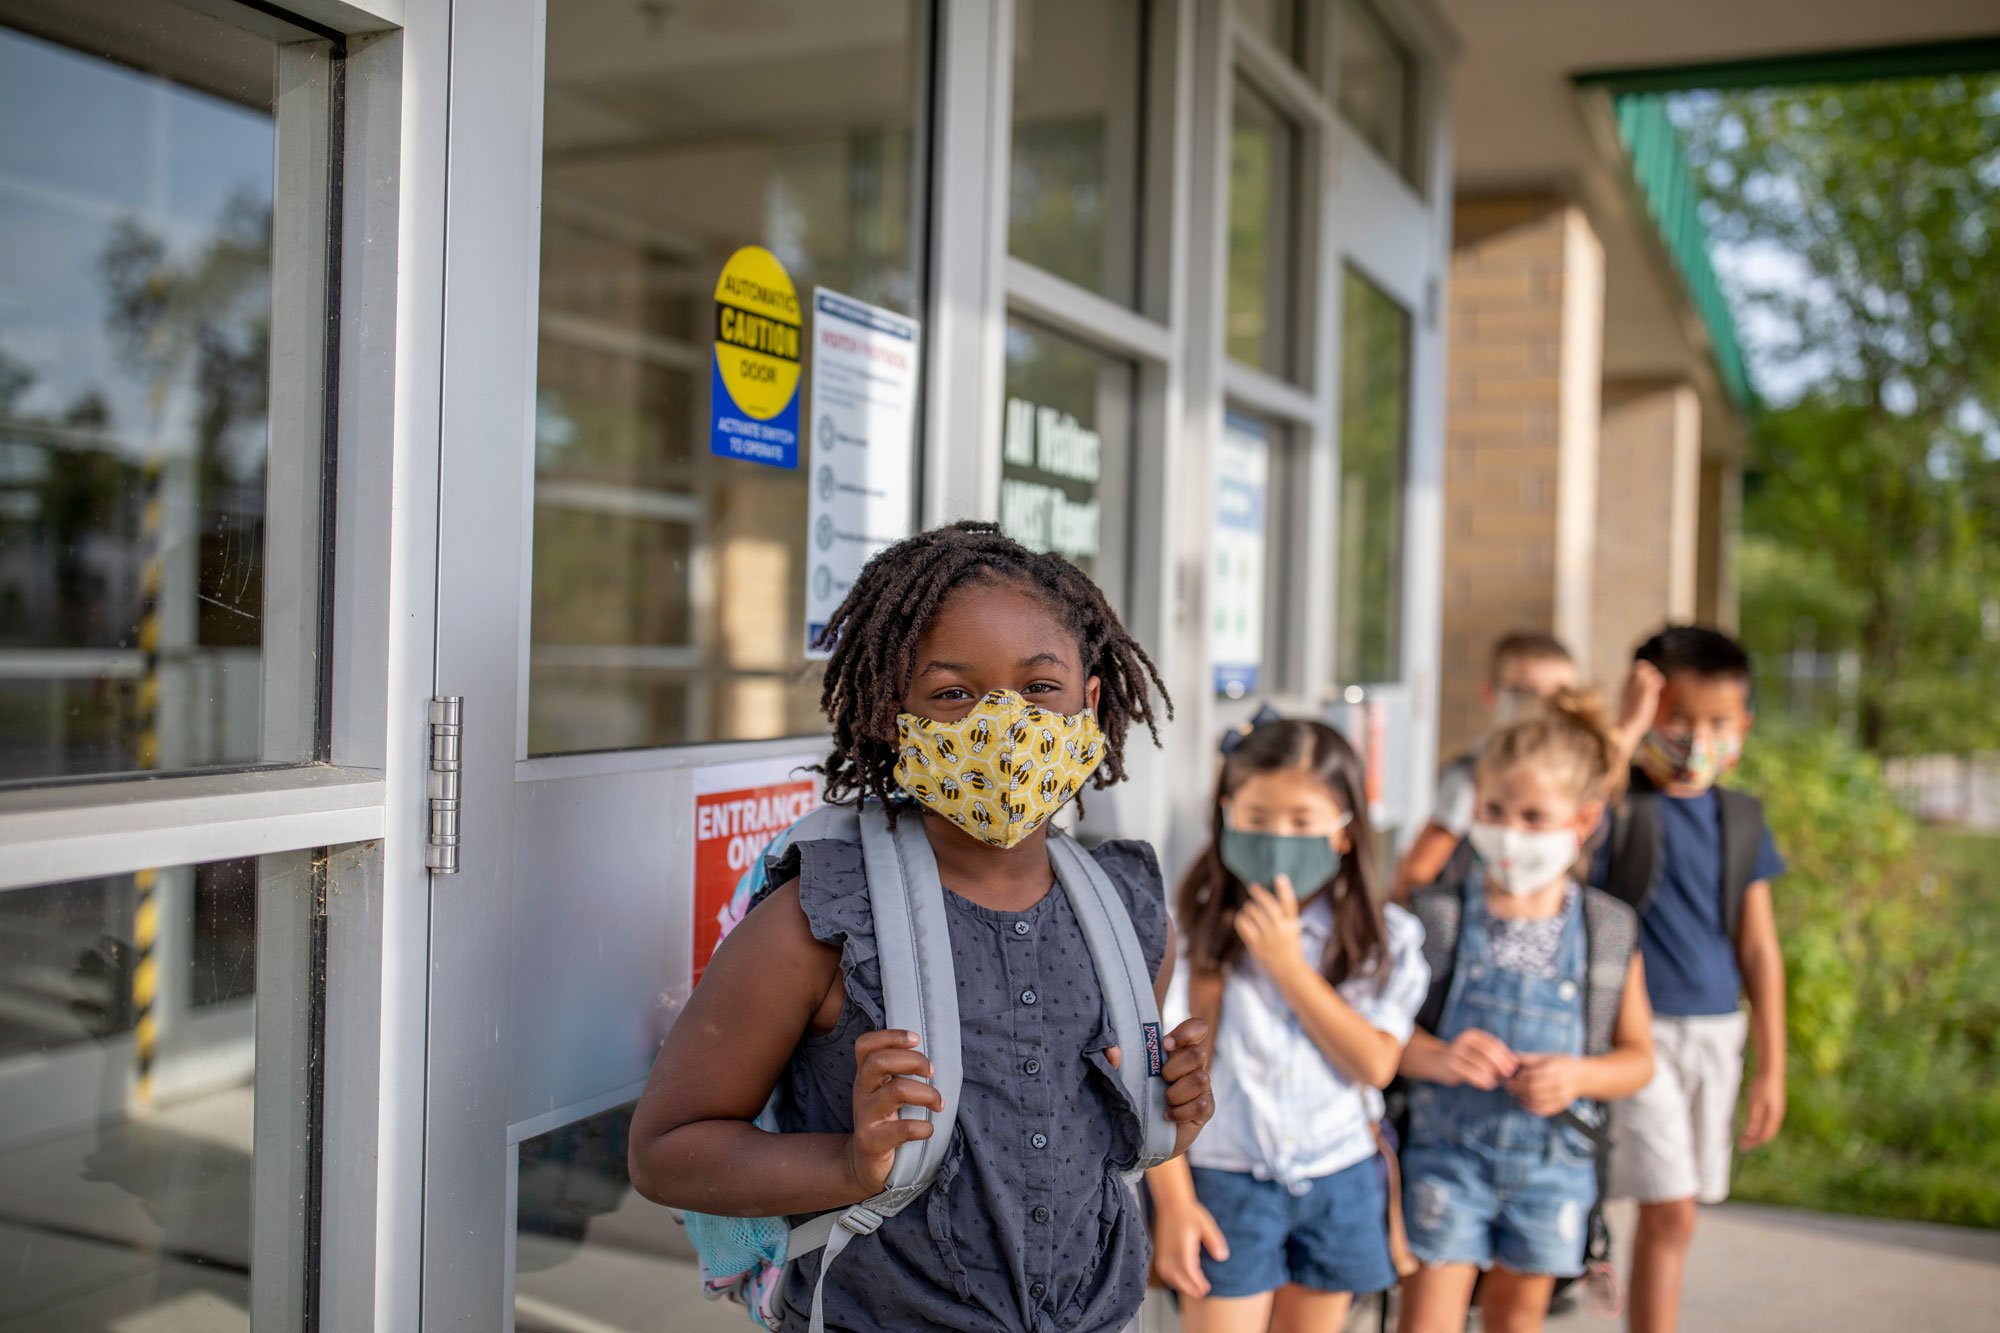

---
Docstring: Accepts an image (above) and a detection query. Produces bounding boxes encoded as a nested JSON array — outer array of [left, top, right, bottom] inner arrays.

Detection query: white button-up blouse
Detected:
[[1176, 896, 1429, 1193]]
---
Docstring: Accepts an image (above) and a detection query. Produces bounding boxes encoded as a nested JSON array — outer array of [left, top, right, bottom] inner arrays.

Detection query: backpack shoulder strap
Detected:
[[1579, 888, 1639, 1058], [1601, 771, 1665, 915], [1046, 831, 1180, 1175], [787, 803, 962, 1333], [1409, 884, 1463, 1036], [1716, 787, 1766, 942]]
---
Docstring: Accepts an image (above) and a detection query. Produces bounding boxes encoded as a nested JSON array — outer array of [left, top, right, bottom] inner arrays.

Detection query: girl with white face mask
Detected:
[[1394, 692, 1657, 1333]]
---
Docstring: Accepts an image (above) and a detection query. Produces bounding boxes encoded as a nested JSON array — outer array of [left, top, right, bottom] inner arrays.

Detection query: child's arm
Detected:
[[1147, 968, 1227, 1297], [1507, 955, 1656, 1114], [1735, 880, 1786, 1150], [1392, 823, 1460, 904], [1614, 661, 1667, 766], [1237, 878, 1404, 1088], [627, 881, 944, 1216]]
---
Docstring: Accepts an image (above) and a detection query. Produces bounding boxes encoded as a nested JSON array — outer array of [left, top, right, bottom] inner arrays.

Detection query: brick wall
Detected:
[[1592, 381, 1701, 679], [1439, 196, 1605, 760]]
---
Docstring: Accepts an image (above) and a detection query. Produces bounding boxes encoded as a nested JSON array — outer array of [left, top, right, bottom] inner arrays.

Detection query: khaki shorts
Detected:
[[1608, 1011, 1749, 1205]]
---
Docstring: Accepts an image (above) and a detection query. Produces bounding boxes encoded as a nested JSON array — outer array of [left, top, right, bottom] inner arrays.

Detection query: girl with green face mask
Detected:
[[1147, 718, 1435, 1329]]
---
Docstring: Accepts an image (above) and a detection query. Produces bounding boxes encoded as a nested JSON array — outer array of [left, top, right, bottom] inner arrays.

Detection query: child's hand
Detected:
[[1445, 1029, 1519, 1090], [1161, 1017, 1216, 1157], [1739, 1071, 1786, 1151], [1151, 1197, 1229, 1297], [843, 1029, 945, 1199], [1233, 876, 1306, 977], [1506, 1053, 1580, 1117]]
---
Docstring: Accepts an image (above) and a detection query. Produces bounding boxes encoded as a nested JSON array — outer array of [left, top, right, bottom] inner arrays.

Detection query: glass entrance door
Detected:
[[425, 3, 934, 1327]]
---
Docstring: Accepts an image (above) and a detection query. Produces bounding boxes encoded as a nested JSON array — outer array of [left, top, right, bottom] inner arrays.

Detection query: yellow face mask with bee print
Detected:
[[893, 689, 1105, 848]]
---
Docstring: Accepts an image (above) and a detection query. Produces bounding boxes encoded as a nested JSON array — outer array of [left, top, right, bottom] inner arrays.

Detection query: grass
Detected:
[[1731, 827, 2000, 1229]]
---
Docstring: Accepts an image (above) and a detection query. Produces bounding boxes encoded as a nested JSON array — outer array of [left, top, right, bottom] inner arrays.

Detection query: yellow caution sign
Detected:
[[710, 245, 803, 467]]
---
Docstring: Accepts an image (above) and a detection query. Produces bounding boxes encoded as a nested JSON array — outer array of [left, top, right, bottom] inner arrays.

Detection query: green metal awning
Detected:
[[1610, 93, 1755, 413]]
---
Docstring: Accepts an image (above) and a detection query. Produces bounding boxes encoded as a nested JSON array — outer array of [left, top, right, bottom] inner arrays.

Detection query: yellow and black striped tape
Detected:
[[131, 447, 164, 1102]]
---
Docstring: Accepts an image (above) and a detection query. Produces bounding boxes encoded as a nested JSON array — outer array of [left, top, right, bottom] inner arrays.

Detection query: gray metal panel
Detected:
[[424, 0, 543, 1325], [0, 767, 386, 890], [252, 849, 319, 1332], [321, 5, 449, 1326], [506, 765, 692, 1127], [262, 39, 336, 766]]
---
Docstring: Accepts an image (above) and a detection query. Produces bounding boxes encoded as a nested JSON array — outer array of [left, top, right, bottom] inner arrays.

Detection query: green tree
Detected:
[[1676, 76, 2000, 754]]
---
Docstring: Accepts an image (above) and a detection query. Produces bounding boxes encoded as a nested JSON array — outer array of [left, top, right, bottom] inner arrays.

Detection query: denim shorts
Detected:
[[1190, 1159, 1396, 1298], [1401, 1141, 1595, 1277]]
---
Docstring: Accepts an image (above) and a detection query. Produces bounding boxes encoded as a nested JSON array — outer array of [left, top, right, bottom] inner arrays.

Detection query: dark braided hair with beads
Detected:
[[814, 521, 1172, 809]]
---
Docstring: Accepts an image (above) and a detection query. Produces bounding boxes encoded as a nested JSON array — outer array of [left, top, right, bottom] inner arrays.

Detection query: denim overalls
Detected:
[[1401, 875, 1599, 1277]]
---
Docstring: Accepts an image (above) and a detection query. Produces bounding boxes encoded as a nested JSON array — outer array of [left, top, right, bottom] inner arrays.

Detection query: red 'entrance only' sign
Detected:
[[691, 779, 818, 985]]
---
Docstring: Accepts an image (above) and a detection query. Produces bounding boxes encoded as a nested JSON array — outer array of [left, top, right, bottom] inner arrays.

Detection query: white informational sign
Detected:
[[804, 289, 921, 654], [1212, 414, 1270, 697]]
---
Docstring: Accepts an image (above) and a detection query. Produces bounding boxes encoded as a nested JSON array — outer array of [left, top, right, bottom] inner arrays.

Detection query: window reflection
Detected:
[[1336, 267, 1410, 684], [999, 319, 1133, 601], [1008, 0, 1145, 306], [0, 13, 307, 782], [533, 0, 926, 755], [1335, 0, 1415, 180], [515, 1103, 741, 1332], [0, 851, 301, 1330], [1226, 81, 1299, 379]]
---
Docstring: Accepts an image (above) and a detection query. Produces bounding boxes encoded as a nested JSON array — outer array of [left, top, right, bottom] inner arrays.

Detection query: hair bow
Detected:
[[1218, 703, 1286, 757]]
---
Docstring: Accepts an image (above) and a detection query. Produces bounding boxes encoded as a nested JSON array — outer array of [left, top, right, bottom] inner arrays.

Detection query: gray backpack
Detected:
[[684, 801, 1179, 1333]]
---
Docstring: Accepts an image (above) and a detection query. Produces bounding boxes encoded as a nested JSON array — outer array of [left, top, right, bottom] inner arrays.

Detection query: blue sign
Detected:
[[709, 356, 800, 469]]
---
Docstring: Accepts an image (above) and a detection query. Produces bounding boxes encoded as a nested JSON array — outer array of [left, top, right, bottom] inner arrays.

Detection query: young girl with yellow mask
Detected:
[[628, 522, 1215, 1333]]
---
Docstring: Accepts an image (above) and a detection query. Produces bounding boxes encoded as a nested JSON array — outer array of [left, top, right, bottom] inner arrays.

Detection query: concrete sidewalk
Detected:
[[3, 1081, 1994, 1330], [1535, 1199, 2000, 1333]]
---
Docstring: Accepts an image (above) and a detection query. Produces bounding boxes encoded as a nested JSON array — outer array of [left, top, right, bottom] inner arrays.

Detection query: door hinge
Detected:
[[427, 695, 463, 874]]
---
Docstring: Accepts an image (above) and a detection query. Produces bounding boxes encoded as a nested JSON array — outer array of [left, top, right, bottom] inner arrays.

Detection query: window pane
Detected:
[[1335, 0, 1414, 179], [0, 9, 323, 782], [999, 319, 1133, 598], [1235, 0, 1302, 62], [534, 0, 926, 755], [1009, 0, 1145, 305], [1226, 82, 1299, 379], [516, 1103, 739, 1332], [0, 851, 310, 1329], [1335, 268, 1410, 684], [1214, 412, 1282, 698]]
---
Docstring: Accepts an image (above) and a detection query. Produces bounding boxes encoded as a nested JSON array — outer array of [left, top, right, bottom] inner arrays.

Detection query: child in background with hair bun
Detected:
[[1150, 718, 1430, 1333], [1397, 691, 1655, 1333]]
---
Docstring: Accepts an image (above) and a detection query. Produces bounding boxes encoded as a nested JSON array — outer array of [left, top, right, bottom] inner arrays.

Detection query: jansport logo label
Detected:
[[1143, 1022, 1163, 1077]]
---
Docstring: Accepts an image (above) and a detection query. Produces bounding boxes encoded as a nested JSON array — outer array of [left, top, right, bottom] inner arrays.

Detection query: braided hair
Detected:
[[813, 521, 1171, 808]]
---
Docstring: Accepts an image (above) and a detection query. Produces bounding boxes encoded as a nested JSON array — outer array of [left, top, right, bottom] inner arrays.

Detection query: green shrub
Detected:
[[1728, 726, 2000, 1227]]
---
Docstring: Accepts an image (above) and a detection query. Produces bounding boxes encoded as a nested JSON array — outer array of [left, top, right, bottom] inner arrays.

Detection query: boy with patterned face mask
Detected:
[[1593, 626, 1788, 1333]]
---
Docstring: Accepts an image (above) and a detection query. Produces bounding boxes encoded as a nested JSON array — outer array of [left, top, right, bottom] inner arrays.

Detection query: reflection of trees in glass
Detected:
[[1010, 118, 1112, 293], [1224, 105, 1272, 368], [0, 348, 132, 649], [1227, 90, 1293, 375], [101, 189, 273, 649], [1336, 268, 1409, 683]]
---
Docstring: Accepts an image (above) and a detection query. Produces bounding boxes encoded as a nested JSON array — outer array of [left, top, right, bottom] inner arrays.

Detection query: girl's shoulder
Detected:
[[1084, 837, 1169, 977], [773, 828, 886, 1028]]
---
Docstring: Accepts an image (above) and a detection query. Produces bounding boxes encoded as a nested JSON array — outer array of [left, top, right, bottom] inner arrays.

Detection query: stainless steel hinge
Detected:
[[427, 696, 463, 874]]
